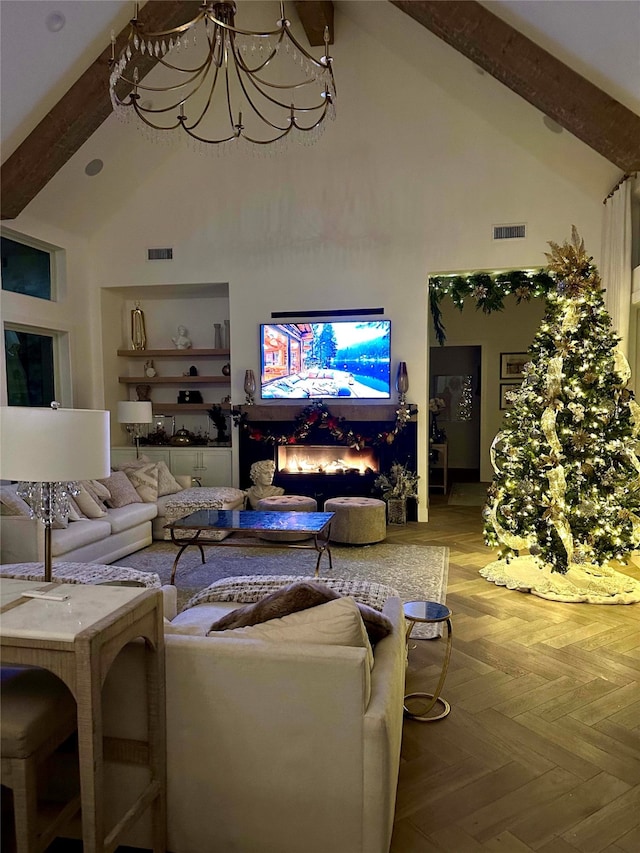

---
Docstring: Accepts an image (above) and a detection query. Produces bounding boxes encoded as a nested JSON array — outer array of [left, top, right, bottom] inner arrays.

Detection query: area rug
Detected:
[[116, 542, 449, 639], [448, 481, 491, 506]]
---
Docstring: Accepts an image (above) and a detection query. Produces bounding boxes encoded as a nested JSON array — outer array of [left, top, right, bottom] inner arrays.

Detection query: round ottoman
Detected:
[[323, 497, 387, 545], [255, 494, 318, 542]]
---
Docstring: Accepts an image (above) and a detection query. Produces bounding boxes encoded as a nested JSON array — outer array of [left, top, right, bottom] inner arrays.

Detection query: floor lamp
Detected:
[[0, 403, 110, 582], [117, 401, 153, 457]]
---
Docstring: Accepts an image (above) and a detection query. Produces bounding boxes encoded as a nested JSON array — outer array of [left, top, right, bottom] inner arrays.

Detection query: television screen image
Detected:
[[260, 321, 391, 400]]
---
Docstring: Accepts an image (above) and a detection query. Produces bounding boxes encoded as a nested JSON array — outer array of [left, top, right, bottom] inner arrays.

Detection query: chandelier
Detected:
[[109, 1, 336, 146]]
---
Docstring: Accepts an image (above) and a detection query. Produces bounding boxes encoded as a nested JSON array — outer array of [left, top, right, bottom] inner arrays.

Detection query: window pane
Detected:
[[1, 236, 52, 300], [5, 330, 55, 406]]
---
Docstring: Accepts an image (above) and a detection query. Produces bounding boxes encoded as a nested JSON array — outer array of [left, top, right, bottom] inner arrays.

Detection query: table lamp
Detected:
[[117, 400, 153, 457], [0, 403, 110, 581]]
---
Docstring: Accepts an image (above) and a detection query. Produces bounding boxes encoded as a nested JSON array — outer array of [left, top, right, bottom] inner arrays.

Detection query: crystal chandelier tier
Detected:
[[109, 1, 336, 146]]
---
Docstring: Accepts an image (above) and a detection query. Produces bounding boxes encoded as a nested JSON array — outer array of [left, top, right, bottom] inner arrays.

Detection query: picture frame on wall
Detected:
[[500, 384, 520, 410], [500, 352, 529, 380]]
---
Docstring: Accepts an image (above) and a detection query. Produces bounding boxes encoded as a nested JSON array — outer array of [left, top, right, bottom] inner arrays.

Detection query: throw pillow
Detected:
[[0, 485, 32, 517], [98, 471, 142, 508], [205, 579, 393, 645], [211, 596, 374, 670], [208, 581, 339, 632], [125, 463, 159, 503], [74, 484, 109, 518], [89, 479, 111, 501], [80, 480, 108, 508], [67, 497, 86, 522], [156, 461, 183, 497]]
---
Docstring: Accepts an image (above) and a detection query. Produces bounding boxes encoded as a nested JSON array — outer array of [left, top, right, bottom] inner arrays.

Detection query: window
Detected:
[[4, 328, 56, 406], [1, 236, 52, 300]]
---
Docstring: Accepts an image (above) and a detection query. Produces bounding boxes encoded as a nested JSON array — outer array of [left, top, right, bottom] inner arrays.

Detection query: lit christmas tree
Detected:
[[482, 227, 640, 603]]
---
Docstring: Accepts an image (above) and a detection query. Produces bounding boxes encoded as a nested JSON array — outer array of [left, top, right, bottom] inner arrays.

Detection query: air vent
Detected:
[[493, 223, 526, 241], [147, 247, 173, 261]]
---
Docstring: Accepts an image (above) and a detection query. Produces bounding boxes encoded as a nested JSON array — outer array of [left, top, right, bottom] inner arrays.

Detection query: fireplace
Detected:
[[277, 445, 379, 476], [236, 403, 418, 517]]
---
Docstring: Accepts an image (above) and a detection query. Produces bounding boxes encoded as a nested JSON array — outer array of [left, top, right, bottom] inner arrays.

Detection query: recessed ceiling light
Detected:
[[46, 11, 66, 32], [85, 159, 104, 177], [543, 116, 564, 134]]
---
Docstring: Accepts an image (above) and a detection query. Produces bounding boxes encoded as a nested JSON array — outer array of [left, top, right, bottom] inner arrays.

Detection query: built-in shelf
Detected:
[[119, 376, 229, 384], [152, 403, 231, 413], [117, 349, 230, 357]]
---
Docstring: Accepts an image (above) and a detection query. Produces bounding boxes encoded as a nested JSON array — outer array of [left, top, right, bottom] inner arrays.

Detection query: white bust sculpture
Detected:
[[245, 459, 284, 509], [172, 325, 192, 350]]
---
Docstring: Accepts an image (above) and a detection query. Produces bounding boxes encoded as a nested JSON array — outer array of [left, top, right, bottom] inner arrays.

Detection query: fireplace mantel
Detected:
[[234, 403, 417, 423]]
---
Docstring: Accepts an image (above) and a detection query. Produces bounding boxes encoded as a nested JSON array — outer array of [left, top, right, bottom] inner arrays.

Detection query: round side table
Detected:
[[403, 600, 452, 722]]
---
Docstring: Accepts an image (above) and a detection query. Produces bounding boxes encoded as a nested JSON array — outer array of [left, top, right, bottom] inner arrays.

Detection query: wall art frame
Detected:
[[500, 352, 528, 380], [499, 383, 521, 410]]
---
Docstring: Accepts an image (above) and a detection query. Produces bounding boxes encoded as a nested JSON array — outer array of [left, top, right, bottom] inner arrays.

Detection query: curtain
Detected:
[[602, 178, 633, 356]]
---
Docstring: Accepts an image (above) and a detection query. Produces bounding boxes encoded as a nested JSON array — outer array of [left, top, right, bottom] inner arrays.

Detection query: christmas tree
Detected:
[[482, 227, 640, 603]]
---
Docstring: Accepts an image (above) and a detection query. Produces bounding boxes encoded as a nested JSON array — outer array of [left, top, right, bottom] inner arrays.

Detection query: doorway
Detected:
[[429, 345, 481, 485]]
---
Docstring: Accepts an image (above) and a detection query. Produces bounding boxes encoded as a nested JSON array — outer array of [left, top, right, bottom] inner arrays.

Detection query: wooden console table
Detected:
[[429, 442, 448, 494], [0, 579, 166, 853]]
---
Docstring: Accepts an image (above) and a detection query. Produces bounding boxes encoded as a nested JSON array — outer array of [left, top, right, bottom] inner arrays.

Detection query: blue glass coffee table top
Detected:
[[403, 600, 451, 623], [170, 509, 334, 534]]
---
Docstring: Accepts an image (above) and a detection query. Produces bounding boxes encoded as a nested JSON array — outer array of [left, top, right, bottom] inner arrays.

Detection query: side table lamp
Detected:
[[0, 403, 110, 581], [117, 400, 153, 457]]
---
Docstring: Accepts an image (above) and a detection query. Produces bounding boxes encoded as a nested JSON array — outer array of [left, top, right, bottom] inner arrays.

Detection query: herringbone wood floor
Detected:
[[387, 496, 640, 853]]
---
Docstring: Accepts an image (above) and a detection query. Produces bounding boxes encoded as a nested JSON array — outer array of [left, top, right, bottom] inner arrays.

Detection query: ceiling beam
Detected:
[[1, 1, 202, 221], [294, 1, 334, 47], [389, 0, 640, 172]]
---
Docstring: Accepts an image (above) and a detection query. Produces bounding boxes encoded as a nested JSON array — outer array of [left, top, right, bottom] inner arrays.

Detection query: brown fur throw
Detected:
[[208, 581, 392, 644]]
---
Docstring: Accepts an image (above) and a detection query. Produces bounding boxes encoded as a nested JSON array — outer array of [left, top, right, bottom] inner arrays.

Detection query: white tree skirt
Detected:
[[480, 555, 640, 604]]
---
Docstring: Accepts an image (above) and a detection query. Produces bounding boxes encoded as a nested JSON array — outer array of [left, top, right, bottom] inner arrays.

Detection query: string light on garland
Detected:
[[232, 401, 414, 449], [429, 268, 555, 346]]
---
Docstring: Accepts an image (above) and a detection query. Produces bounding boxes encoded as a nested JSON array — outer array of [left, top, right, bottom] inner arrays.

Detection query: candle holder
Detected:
[[396, 361, 409, 406], [244, 369, 256, 405]]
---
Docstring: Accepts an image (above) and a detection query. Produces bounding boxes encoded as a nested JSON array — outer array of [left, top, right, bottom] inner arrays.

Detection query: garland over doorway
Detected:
[[429, 268, 555, 345]]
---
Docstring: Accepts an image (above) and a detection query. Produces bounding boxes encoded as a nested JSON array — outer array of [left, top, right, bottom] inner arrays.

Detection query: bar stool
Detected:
[[403, 601, 452, 722], [1, 666, 80, 853]]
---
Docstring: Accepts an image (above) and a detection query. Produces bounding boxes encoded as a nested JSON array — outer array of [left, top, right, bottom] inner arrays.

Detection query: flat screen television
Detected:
[[260, 320, 391, 400]]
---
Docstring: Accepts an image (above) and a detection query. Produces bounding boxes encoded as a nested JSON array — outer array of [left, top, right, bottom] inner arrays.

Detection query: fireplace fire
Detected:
[[277, 445, 378, 476]]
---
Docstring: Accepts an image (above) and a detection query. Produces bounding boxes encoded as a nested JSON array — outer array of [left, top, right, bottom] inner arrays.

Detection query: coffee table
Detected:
[[165, 509, 334, 584]]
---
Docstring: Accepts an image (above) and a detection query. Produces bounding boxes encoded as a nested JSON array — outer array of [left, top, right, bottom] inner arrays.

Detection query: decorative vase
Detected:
[[244, 369, 256, 405], [222, 362, 231, 377], [223, 319, 230, 350], [131, 302, 147, 350], [387, 497, 407, 525], [213, 324, 223, 349]]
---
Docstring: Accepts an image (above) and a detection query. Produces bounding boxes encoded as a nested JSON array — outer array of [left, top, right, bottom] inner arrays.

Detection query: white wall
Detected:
[[5, 2, 620, 518]]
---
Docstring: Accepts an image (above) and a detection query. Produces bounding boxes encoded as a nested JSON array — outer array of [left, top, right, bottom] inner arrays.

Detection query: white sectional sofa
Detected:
[[97, 582, 406, 853], [0, 474, 245, 566]]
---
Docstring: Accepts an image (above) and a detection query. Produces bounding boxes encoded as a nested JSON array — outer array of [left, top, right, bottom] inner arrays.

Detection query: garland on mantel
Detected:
[[232, 401, 414, 449], [429, 268, 555, 346]]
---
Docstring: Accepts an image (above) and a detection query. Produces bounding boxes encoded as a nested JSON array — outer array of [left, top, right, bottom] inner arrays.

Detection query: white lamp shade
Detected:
[[117, 401, 153, 425], [0, 406, 110, 482]]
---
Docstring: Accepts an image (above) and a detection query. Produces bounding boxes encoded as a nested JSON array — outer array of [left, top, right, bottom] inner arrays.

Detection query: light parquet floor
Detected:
[[386, 496, 640, 853]]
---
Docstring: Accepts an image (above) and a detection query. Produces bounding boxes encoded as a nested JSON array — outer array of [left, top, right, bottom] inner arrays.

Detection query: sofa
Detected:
[[0, 461, 245, 566], [94, 577, 407, 853]]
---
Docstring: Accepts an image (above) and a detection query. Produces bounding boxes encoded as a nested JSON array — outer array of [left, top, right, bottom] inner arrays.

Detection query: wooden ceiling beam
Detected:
[[390, 0, 640, 172], [293, 1, 334, 47], [1, 1, 202, 221]]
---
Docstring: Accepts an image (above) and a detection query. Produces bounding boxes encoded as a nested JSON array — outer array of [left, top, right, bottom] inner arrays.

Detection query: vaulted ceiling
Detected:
[[1, 0, 639, 221]]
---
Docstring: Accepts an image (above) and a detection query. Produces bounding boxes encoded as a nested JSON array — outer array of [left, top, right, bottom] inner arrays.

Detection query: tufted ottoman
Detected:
[[323, 497, 387, 545], [163, 487, 246, 541], [255, 494, 318, 542]]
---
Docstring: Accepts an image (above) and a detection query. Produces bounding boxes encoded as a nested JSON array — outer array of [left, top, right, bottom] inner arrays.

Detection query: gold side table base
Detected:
[[403, 600, 453, 724], [403, 692, 451, 722]]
